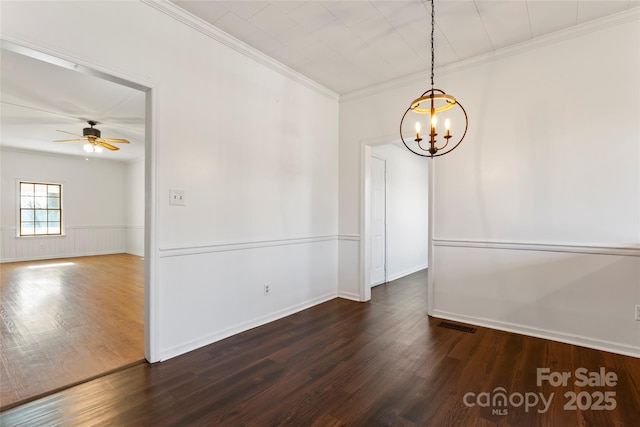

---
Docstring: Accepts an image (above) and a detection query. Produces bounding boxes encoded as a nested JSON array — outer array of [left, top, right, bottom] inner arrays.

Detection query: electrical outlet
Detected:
[[635, 305, 640, 321], [169, 189, 185, 206], [264, 284, 270, 295]]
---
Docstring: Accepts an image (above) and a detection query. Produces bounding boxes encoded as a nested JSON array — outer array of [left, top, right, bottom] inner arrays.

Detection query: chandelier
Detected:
[[400, 0, 468, 157]]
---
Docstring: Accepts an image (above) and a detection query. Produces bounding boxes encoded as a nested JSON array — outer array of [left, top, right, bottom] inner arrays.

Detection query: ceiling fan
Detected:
[[54, 120, 130, 152]]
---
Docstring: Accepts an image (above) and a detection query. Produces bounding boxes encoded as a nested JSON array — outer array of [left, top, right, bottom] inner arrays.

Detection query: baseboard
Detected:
[[160, 291, 339, 361], [0, 250, 126, 263], [337, 291, 362, 302], [431, 310, 640, 359], [125, 250, 144, 257], [386, 264, 428, 282]]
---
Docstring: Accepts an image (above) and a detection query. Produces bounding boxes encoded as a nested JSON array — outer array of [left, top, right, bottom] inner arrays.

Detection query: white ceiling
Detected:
[[0, 48, 145, 161], [172, 0, 640, 94], [1, 1, 637, 160]]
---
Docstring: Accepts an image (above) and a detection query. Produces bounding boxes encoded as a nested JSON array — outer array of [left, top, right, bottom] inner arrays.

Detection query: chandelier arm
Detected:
[[437, 137, 449, 152], [429, 101, 469, 158], [400, 108, 429, 156]]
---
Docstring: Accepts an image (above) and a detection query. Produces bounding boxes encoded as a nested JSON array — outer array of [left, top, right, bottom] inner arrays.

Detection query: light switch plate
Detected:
[[169, 189, 185, 206]]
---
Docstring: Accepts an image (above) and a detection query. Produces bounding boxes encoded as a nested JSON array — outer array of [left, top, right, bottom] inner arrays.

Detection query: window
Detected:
[[19, 182, 62, 236]]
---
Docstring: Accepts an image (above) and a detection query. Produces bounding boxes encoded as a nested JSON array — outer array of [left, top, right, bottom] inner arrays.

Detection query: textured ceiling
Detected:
[[172, 0, 640, 94], [0, 48, 145, 161], [1, 1, 637, 160]]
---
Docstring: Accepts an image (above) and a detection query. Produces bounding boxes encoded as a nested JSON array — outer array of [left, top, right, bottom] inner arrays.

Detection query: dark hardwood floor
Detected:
[[1, 269, 638, 426], [0, 254, 144, 409]]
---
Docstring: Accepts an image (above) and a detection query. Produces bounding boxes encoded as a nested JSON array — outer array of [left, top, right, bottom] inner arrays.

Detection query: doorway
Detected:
[[0, 40, 156, 408], [361, 141, 431, 303]]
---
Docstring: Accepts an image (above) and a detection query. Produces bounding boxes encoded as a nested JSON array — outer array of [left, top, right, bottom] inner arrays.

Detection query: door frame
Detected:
[[1, 38, 160, 362], [360, 136, 434, 314]]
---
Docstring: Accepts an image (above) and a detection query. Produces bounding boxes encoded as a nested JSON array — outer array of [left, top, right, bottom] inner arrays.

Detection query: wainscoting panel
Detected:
[[432, 242, 640, 358], [158, 237, 339, 360], [338, 236, 361, 300], [0, 226, 127, 263]]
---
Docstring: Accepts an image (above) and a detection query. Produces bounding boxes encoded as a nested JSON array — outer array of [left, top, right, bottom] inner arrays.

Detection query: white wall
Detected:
[[0, 148, 145, 261], [0, 1, 339, 361], [0, 148, 128, 261], [371, 144, 428, 282], [339, 12, 640, 357], [125, 158, 145, 256]]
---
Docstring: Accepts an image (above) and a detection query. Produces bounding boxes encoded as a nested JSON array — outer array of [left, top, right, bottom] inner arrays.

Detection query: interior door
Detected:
[[370, 156, 386, 287]]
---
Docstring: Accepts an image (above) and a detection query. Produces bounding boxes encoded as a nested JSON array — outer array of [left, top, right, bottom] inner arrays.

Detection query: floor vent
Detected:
[[438, 321, 476, 333]]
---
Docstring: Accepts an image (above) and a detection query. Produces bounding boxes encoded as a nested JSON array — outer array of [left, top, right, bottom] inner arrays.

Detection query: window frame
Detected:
[[18, 181, 63, 237]]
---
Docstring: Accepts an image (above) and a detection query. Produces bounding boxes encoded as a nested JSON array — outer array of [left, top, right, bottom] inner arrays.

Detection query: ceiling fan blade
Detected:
[[102, 138, 130, 144], [54, 138, 87, 142], [99, 141, 119, 151], [56, 130, 84, 137]]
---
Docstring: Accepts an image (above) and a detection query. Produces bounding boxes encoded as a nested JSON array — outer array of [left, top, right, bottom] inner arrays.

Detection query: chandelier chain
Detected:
[[430, 0, 435, 88]]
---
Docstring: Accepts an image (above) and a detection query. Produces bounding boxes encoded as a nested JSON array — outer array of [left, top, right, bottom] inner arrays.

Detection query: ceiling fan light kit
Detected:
[[54, 120, 130, 153], [83, 142, 103, 153], [400, 0, 469, 158]]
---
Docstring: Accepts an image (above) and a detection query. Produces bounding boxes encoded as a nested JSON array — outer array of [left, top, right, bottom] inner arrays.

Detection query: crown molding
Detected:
[[141, 0, 339, 102], [340, 6, 640, 103]]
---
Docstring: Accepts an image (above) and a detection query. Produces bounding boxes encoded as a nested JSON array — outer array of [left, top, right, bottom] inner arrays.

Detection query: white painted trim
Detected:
[[145, 84, 160, 363], [0, 38, 151, 93], [159, 235, 339, 258], [386, 264, 428, 283], [160, 291, 338, 361], [360, 143, 373, 302], [433, 238, 640, 257], [141, 0, 338, 102], [337, 291, 362, 302], [338, 234, 360, 241], [67, 225, 129, 230], [0, 250, 127, 264], [341, 7, 640, 103], [427, 159, 434, 316], [432, 309, 640, 359]]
